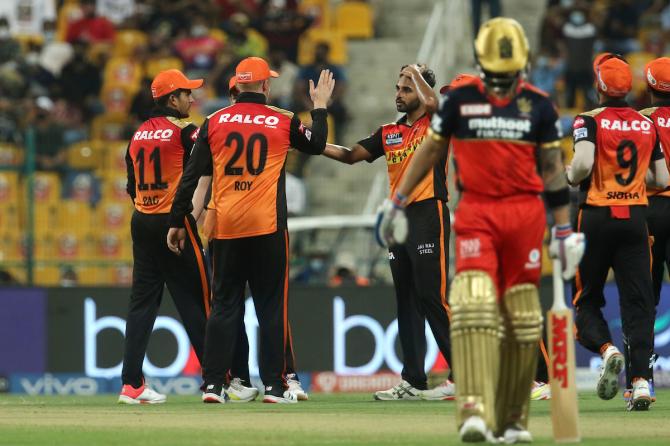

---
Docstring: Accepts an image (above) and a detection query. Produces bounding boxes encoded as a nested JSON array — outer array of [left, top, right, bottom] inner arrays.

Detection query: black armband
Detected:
[[545, 187, 570, 209]]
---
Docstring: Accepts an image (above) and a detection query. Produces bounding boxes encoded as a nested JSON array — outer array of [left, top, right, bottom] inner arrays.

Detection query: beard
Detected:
[[396, 98, 420, 113]]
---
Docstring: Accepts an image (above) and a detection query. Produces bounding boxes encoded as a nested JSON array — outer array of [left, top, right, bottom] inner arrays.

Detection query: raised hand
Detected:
[[309, 69, 336, 110]]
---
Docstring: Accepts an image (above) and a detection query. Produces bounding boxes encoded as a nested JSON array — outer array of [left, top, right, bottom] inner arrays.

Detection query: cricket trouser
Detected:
[[203, 230, 291, 390], [573, 205, 655, 380], [647, 196, 670, 305], [205, 240, 300, 384], [388, 198, 451, 390], [122, 211, 210, 387]]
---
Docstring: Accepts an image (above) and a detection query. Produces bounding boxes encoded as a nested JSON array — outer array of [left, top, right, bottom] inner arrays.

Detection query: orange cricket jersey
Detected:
[[208, 104, 296, 238], [358, 114, 448, 204], [127, 115, 196, 213], [640, 105, 670, 198], [572, 104, 661, 206]]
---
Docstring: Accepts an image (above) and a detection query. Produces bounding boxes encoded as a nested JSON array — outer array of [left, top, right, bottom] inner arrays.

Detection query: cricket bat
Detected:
[[548, 259, 580, 443]]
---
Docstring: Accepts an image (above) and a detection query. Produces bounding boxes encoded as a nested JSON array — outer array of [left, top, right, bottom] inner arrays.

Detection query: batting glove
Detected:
[[375, 192, 408, 248], [549, 224, 586, 280]]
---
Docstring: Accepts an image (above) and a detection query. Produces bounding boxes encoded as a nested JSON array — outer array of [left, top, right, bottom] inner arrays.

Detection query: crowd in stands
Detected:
[[532, 0, 670, 112], [0, 0, 377, 286]]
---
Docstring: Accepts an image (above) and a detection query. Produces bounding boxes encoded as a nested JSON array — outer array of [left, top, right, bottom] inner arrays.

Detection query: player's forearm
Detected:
[[323, 144, 355, 164], [567, 141, 595, 185], [648, 159, 670, 189], [190, 175, 212, 221], [396, 136, 447, 199], [551, 205, 571, 227]]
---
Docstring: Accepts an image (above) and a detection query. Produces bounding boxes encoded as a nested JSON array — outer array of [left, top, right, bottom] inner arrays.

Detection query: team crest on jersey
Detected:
[[517, 97, 532, 115], [385, 132, 403, 146]]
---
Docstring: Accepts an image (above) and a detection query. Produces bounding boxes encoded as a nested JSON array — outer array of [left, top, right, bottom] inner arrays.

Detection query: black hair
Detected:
[[649, 86, 670, 101], [154, 88, 187, 107], [400, 64, 436, 88]]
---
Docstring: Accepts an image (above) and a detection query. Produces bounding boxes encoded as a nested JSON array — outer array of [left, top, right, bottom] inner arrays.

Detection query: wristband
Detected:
[[554, 224, 572, 240], [391, 191, 408, 209]]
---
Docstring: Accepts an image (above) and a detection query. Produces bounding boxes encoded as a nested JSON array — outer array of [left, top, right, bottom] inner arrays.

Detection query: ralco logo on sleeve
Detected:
[[600, 119, 651, 132]]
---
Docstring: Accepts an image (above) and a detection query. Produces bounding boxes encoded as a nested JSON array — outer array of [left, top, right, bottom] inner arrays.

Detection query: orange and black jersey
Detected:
[[125, 107, 198, 214], [358, 113, 448, 204], [572, 99, 663, 207], [169, 92, 327, 238], [430, 78, 562, 198], [639, 102, 670, 198]]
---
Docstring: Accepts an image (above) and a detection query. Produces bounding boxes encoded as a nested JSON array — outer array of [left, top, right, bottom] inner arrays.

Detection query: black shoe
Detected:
[[262, 385, 297, 404], [202, 383, 226, 403]]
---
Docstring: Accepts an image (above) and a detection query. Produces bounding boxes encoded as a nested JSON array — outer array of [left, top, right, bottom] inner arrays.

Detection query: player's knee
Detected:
[[450, 270, 499, 331], [502, 283, 543, 343]]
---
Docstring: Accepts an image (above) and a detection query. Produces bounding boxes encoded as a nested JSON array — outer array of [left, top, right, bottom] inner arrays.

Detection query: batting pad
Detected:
[[449, 270, 500, 431], [496, 284, 543, 432]]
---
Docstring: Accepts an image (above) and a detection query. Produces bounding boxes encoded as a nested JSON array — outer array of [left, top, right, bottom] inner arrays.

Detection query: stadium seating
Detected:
[[0, 171, 19, 204], [102, 174, 131, 202], [335, 1, 374, 39], [101, 84, 138, 114], [57, 201, 94, 233], [145, 57, 185, 78], [66, 140, 104, 171], [298, 29, 348, 65], [104, 57, 144, 88], [112, 30, 148, 58], [299, 0, 332, 30], [91, 114, 129, 141], [0, 143, 23, 167], [97, 201, 130, 231], [29, 173, 61, 205]]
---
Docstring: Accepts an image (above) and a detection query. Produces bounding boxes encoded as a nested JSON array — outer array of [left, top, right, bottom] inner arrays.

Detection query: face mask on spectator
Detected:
[[569, 11, 586, 26], [191, 25, 208, 38]]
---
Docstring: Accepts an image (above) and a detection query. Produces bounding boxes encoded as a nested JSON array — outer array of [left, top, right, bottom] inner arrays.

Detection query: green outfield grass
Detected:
[[0, 391, 669, 445]]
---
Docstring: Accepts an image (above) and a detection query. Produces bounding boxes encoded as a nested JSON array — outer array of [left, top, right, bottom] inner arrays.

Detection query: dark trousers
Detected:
[[573, 205, 655, 379], [203, 230, 290, 389], [122, 212, 210, 387], [389, 199, 452, 390], [647, 196, 670, 305], [205, 241, 299, 384], [564, 70, 594, 109]]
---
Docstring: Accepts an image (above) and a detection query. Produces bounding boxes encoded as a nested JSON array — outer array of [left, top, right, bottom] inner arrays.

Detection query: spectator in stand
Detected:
[[96, 0, 137, 26], [529, 50, 564, 100], [254, 1, 311, 62], [328, 252, 370, 287], [561, 7, 597, 108], [173, 14, 224, 75], [224, 12, 268, 58], [37, 20, 74, 88], [538, 2, 568, 57], [600, 0, 641, 55], [294, 42, 348, 143], [0, 0, 56, 36], [66, 0, 116, 44], [58, 40, 102, 119], [0, 17, 21, 63], [129, 77, 155, 122], [471, 0, 501, 36], [0, 97, 22, 143], [216, 0, 260, 22], [268, 47, 297, 109], [31, 97, 67, 174]]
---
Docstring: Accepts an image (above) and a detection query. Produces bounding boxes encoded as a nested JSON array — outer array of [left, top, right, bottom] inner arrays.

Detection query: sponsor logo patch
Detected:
[[573, 127, 588, 141], [573, 117, 585, 129], [460, 103, 492, 116], [385, 132, 403, 146], [237, 72, 252, 82]]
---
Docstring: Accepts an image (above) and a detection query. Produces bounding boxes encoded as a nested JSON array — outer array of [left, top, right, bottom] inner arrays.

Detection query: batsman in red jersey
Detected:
[[377, 18, 585, 443]]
